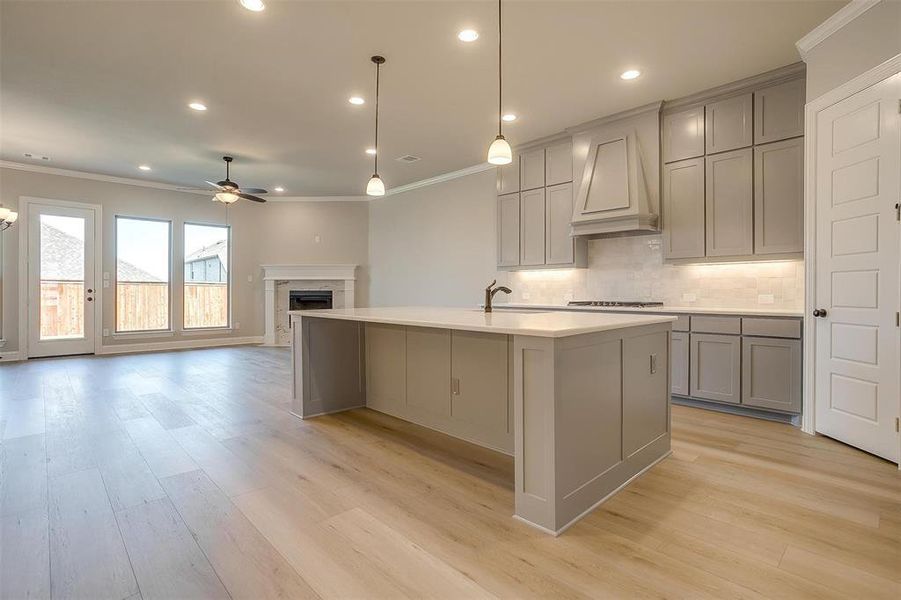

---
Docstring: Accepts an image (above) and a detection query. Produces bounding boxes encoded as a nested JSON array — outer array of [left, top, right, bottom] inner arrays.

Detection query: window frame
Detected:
[[114, 215, 173, 335], [182, 221, 232, 331]]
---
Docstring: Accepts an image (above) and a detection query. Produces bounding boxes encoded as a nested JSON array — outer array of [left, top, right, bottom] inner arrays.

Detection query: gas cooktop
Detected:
[[568, 300, 664, 308]]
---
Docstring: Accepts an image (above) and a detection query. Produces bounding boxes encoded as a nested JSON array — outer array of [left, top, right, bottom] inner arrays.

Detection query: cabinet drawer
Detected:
[[742, 318, 801, 339], [690, 316, 741, 334], [671, 315, 690, 332]]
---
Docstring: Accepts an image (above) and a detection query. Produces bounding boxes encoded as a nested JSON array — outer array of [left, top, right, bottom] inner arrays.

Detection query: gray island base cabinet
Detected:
[[290, 307, 674, 535]]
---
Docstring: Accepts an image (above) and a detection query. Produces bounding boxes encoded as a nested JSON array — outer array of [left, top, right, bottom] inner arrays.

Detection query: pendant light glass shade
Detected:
[[487, 135, 512, 165], [366, 174, 385, 196]]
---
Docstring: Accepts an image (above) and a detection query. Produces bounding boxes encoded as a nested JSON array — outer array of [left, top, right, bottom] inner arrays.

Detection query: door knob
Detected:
[[813, 308, 827, 317]]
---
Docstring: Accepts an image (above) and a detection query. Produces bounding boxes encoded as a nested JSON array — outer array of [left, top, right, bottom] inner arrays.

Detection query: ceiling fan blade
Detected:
[[205, 181, 225, 190], [238, 192, 266, 203], [237, 187, 268, 194]]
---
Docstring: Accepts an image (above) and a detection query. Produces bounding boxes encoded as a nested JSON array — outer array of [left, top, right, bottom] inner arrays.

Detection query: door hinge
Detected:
[[896, 203, 900, 222], [896, 311, 900, 327], [896, 417, 900, 433]]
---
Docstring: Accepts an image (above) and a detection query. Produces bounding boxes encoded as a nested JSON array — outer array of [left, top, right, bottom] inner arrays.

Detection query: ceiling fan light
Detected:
[[366, 174, 386, 196], [214, 192, 239, 204], [5, 211, 18, 224], [0, 208, 9, 221], [487, 135, 513, 165], [239, 0, 265, 12]]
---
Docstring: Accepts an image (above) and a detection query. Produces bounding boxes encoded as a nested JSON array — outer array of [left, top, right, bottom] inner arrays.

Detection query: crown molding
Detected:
[[266, 195, 368, 203], [384, 162, 496, 197], [567, 101, 664, 134], [0, 160, 213, 195], [662, 62, 805, 113], [796, 0, 882, 61]]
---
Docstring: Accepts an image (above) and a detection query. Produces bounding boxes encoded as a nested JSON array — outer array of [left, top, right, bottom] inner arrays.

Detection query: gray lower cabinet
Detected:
[[405, 327, 451, 424], [663, 157, 705, 259], [670, 331, 690, 396], [742, 336, 802, 413], [497, 193, 520, 267], [706, 147, 753, 257], [754, 137, 804, 255], [364, 323, 407, 415], [450, 330, 511, 451], [520, 188, 546, 266], [689, 333, 741, 404]]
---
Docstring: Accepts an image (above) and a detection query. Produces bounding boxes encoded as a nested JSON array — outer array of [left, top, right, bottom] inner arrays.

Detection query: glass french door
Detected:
[[27, 203, 98, 357]]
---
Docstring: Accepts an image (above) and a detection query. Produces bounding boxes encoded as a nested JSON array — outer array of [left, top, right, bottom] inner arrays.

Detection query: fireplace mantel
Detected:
[[261, 264, 357, 345]]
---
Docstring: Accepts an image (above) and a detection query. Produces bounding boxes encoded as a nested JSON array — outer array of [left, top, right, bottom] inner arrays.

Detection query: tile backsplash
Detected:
[[499, 235, 804, 309]]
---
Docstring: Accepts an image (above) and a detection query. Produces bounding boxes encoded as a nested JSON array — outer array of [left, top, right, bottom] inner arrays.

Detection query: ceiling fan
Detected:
[[201, 156, 267, 203]]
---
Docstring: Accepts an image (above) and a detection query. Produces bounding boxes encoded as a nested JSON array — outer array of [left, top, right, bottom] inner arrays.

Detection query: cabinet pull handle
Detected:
[[649, 354, 658, 375], [451, 378, 460, 395]]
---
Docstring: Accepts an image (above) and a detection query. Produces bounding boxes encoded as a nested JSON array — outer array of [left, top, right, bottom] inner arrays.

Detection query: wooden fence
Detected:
[[39, 281, 228, 337]]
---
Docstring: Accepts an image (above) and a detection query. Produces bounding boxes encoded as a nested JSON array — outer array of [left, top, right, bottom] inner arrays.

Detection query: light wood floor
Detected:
[[1, 346, 899, 599]]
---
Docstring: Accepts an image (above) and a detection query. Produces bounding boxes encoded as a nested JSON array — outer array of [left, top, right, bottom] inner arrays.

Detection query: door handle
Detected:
[[813, 308, 828, 318]]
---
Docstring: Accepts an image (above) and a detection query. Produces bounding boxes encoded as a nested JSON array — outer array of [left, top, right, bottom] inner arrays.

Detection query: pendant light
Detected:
[[366, 55, 387, 196], [487, 0, 512, 165]]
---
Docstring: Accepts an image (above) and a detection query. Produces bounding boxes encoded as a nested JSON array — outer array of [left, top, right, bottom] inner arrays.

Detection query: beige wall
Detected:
[[0, 167, 368, 354], [804, 0, 901, 100], [368, 169, 804, 311], [368, 169, 498, 308]]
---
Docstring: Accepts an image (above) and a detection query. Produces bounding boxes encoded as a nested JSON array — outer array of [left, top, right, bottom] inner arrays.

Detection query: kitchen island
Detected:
[[290, 307, 675, 535]]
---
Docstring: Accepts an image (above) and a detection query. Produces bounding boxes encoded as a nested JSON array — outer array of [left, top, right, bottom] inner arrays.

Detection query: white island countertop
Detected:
[[290, 306, 675, 338]]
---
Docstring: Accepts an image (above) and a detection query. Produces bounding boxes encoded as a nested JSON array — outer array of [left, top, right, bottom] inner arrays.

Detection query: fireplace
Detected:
[[289, 290, 333, 311]]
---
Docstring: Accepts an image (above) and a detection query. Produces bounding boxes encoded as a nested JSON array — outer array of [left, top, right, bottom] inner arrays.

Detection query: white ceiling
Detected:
[[0, 0, 843, 196]]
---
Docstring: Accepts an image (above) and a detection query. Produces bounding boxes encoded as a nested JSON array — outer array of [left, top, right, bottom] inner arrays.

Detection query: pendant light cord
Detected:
[[374, 60, 380, 175], [497, 0, 503, 137]]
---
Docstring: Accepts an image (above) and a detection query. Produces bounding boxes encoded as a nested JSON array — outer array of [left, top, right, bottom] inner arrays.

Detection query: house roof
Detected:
[[40, 220, 161, 282], [185, 240, 228, 273]]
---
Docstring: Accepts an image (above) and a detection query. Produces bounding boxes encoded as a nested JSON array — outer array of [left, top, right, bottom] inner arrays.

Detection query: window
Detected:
[[184, 223, 229, 329], [116, 217, 171, 332]]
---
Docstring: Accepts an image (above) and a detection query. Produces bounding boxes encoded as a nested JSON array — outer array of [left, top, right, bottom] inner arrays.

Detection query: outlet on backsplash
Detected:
[[682, 293, 697, 303], [758, 294, 775, 305]]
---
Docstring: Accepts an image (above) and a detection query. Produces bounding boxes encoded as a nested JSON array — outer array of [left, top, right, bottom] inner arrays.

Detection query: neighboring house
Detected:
[[40, 220, 160, 282], [184, 240, 228, 283]]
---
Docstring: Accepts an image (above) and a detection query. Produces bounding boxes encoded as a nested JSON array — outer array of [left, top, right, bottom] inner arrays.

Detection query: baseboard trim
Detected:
[[0, 351, 23, 362], [672, 395, 800, 425], [99, 336, 263, 356]]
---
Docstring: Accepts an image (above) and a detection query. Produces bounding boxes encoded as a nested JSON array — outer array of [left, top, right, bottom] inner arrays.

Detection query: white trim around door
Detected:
[[18, 196, 104, 359]]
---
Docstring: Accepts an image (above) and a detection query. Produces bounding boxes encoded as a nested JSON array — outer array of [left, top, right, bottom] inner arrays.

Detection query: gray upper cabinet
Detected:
[[497, 152, 520, 195], [520, 188, 546, 266], [705, 93, 753, 154], [690, 333, 741, 404], [545, 140, 573, 186], [754, 78, 805, 144], [663, 157, 705, 259], [754, 137, 803, 255], [705, 147, 753, 257], [497, 193, 520, 267], [663, 106, 705, 163], [670, 331, 690, 396], [742, 336, 801, 413], [520, 148, 546, 191], [546, 182, 575, 265]]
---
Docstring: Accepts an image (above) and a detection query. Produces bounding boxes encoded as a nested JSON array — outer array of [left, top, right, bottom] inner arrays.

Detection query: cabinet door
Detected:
[[365, 323, 406, 415], [451, 331, 511, 451], [663, 106, 705, 163], [754, 137, 803, 255], [405, 327, 451, 423], [742, 336, 801, 413], [754, 78, 805, 144], [663, 157, 706, 259], [690, 333, 741, 404], [545, 182, 574, 265], [706, 148, 753, 257], [520, 148, 546, 191], [671, 331, 690, 396], [497, 193, 520, 267], [520, 188, 546, 266], [545, 140, 573, 186], [705, 93, 753, 154], [497, 153, 520, 195]]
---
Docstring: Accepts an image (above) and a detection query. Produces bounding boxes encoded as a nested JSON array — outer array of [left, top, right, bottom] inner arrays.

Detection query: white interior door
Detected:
[[814, 73, 900, 463], [27, 202, 98, 358]]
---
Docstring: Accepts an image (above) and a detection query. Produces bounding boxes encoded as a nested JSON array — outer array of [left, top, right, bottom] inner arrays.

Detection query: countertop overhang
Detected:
[[289, 306, 675, 338]]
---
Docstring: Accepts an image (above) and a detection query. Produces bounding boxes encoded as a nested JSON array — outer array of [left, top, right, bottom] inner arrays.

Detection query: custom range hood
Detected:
[[569, 102, 662, 237]]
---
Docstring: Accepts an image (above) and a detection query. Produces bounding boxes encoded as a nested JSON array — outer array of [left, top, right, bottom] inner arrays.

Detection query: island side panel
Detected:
[[292, 316, 366, 418]]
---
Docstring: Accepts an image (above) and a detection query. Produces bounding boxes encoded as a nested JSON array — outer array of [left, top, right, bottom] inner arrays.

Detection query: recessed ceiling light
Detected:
[[365, 148, 377, 155], [458, 29, 479, 42], [239, 0, 265, 11], [348, 96, 365, 105], [138, 165, 152, 171], [502, 113, 517, 122], [274, 186, 285, 192], [620, 70, 641, 80], [188, 102, 207, 111]]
